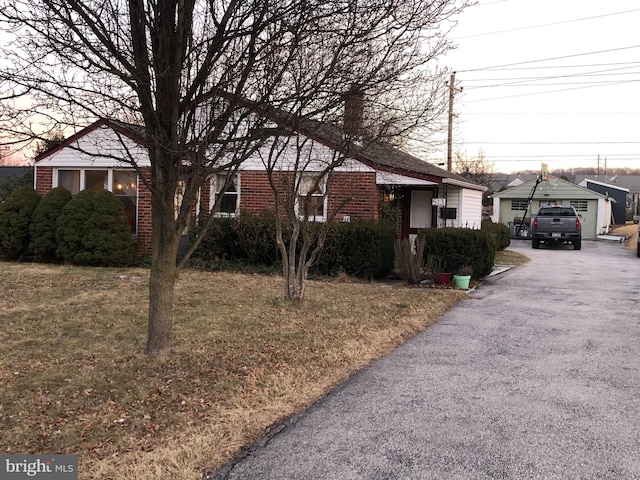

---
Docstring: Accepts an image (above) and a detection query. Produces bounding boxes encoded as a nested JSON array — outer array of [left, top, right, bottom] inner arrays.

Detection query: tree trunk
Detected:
[[146, 203, 181, 355]]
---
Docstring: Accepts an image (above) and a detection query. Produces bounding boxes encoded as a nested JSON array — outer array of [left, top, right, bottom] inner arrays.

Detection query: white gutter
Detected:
[[376, 171, 438, 186], [442, 177, 487, 191]]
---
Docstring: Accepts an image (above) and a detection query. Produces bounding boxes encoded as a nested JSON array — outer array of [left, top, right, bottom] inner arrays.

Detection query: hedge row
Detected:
[[0, 186, 135, 266], [420, 227, 496, 279], [191, 211, 396, 280]]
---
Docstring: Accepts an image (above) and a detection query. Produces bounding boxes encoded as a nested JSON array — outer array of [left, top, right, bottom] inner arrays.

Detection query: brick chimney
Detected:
[[343, 86, 364, 137]]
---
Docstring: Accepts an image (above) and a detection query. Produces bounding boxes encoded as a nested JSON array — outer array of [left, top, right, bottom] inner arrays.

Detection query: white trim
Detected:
[[209, 173, 240, 217], [52, 167, 139, 234], [376, 171, 437, 186], [442, 177, 487, 191], [296, 172, 327, 222], [579, 178, 629, 193]]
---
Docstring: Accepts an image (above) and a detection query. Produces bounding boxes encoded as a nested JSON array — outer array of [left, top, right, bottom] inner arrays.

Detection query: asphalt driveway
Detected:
[[211, 239, 640, 479]]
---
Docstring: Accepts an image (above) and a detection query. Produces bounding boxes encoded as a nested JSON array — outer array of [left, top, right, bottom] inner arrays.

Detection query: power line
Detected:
[[461, 66, 640, 83], [462, 111, 640, 115], [460, 61, 640, 72], [480, 154, 640, 159], [463, 142, 640, 145], [453, 8, 640, 40], [463, 79, 640, 102], [466, 79, 640, 89], [459, 45, 640, 72]]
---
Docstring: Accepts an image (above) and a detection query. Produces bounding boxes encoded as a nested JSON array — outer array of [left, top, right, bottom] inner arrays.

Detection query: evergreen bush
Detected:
[[56, 189, 134, 266], [318, 220, 395, 279], [0, 185, 41, 260], [56, 189, 96, 262], [420, 227, 496, 279], [481, 219, 510, 250], [29, 187, 72, 262]]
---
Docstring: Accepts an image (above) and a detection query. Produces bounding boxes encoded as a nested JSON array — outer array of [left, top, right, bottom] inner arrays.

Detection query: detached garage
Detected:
[[491, 177, 609, 240]]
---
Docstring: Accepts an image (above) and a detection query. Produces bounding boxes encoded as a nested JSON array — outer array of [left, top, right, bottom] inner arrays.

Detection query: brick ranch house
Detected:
[[34, 118, 486, 254]]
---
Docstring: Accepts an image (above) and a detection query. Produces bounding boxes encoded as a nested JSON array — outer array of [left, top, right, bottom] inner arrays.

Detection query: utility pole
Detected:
[[447, 72, 462, 171]]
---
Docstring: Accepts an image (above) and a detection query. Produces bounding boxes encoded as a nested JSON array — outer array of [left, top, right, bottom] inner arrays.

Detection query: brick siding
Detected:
[[34, 166, 53, 194]]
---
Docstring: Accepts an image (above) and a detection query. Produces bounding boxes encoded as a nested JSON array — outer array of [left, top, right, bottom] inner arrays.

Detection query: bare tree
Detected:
[[0, 0, 467, 353], [455, 150, 495, 186]]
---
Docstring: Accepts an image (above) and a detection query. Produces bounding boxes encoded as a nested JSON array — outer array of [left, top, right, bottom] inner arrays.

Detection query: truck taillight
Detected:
[[576, 217, 581, 230], [533, 217, 538, 230]]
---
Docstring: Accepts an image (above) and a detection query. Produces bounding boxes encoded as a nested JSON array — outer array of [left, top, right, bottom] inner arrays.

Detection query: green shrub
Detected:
[[56, 189, 95, 262], [29, 187, 72, 262], [56, 189, 134, 266], [193, 211, 280, 267], [316, 220, 395, 279], [192, 216, 395, 280], [0, 185, 41, 260], [420, 227, 496, 279], [481, 219, 510, 250]]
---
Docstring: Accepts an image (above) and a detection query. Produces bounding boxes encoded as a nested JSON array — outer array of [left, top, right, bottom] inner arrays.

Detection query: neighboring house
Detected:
[[491, 177, 611, 240], [0, 166, 31, 183], [34, 118, 486, 254], [575, 174, 640, 221], [577, 178, 628, 226]]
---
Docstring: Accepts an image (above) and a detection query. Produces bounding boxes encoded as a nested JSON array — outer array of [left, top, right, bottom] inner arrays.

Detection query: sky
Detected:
[[430, 0, 640, 174], [2, 1, 638, 172]]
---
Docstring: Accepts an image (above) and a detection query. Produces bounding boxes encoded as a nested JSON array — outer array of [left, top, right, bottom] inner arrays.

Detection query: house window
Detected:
[[570, 200, 588, 212], [58, 170, 80, 194], [55, 168, 138, 233], [113, 171, 138, 233], [440, 207, 457, 220], [210, 174, 239, 216], [85, 170, 108, 191], [297, 173, 326, 221], [511, 199, 528, 210]]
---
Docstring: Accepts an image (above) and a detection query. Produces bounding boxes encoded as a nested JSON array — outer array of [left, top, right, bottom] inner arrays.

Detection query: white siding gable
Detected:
[[37, 124, 150, 168], [242, 136, 375, 173]]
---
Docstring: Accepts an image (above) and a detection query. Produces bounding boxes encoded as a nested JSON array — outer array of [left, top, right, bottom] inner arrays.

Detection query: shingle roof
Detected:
[[34, 108, 484, 191], [291, 116, 484, 189]]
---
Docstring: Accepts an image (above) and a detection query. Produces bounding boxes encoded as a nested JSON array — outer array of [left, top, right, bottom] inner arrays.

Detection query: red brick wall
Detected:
[[135, 167, 153, 254], [327, 171, 379, 221], [199, 170, 380, 221], [238, 170, 380, 220], [34, 166, 53, 195], [240, 170, 283, 214]]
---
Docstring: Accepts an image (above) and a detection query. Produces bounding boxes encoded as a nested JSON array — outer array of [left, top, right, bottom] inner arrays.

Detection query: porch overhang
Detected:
[[376, 171, 438, 186], [442, 177, 488, 191]]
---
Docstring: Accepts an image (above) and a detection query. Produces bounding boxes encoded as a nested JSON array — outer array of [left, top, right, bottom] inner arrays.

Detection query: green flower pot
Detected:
[[453, 274, 471, 290]]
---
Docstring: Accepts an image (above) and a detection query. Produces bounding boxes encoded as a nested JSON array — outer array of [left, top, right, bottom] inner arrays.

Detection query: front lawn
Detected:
[[1, 263, 471, 479]]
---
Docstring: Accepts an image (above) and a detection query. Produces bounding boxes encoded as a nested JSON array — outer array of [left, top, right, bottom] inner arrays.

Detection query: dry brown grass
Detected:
[[611, 223, 639, 250], [0, 263, 471, 479], [495, 248, 530, 266]]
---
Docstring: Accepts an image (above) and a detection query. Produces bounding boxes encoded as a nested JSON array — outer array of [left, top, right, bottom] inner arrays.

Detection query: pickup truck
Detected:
[[531, 205, 582, 250]]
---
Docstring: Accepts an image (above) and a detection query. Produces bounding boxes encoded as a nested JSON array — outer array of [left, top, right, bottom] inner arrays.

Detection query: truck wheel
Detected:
[[532, 239, 540, 249], [573, 239, 581, 250]]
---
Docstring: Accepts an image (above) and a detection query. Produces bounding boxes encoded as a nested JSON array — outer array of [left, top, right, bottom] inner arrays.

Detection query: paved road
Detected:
[[211, 239, 640, 480]]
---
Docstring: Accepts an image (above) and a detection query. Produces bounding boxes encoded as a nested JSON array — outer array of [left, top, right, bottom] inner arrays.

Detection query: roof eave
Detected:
[[443, 177, 488, 191]]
